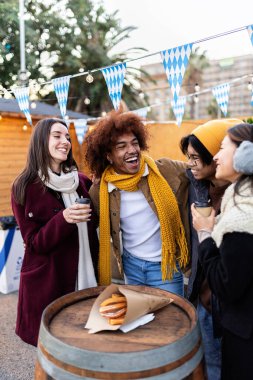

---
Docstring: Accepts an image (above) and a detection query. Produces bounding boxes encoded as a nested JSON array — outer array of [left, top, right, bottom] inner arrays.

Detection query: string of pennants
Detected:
[[7, 23, 253, 138]]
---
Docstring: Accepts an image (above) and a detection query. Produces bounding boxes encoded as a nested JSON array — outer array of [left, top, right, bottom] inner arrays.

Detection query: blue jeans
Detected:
[[197, 302, 222, 380], [122, 249, 184, 296]]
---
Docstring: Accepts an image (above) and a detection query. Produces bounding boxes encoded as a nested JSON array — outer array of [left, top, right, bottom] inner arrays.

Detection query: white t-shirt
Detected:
[[120, 189, 161, 261]]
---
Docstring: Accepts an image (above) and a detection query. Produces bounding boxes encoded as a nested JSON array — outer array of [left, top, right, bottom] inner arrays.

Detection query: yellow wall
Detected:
[[146, 120, 206, 160], [0, 115, 82, 216]]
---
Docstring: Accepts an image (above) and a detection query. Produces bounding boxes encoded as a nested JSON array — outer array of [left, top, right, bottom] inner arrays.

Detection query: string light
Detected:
[[0, 24, 248, 96], [84, 97, 91, 105], [30, 101, 37, 109], [101, 111, 107, 117], [86, 72, 94, 83], [194, 83, 200, 92], [247, 81, 253, 91], [22, 125, 27, 131]]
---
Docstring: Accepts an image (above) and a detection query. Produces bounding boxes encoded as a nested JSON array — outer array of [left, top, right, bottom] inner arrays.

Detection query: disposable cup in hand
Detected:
[[75, 197, 90, 205], [194, 201, 212, 217]]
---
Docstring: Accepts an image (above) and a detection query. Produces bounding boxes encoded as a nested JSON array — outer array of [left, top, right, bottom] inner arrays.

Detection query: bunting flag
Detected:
[[101, 63, 126, 110], [133, 107, 148, 119], [160, 43, 193, 103], [171, 96, 186, 126], [247, 24, 253, 46], [212, 83, 230, 116], [52, 75, 71, 118], [13, 86, 32, 125], [73, 119, 88, 145], [251, 90, 253, 106]]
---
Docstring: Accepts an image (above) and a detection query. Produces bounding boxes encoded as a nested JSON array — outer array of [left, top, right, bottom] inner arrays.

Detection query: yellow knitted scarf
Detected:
[[98, 154, 188, 285]]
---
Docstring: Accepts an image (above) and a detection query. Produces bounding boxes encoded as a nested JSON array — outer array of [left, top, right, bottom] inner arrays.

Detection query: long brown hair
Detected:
[[12, 118, 77, 205], [228, 122, 253, 195]]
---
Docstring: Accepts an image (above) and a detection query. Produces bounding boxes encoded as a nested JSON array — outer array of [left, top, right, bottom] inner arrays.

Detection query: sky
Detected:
[[101, 0, 253, 66]]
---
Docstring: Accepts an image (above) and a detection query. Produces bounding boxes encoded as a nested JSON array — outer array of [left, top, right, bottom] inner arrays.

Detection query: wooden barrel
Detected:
[[34, 286, 205, 380]]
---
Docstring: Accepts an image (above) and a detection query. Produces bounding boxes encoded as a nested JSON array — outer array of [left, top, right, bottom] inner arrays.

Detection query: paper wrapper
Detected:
[[85, 284, 173, 333]]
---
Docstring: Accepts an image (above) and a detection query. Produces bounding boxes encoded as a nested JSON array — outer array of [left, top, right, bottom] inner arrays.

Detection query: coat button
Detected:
[[28, 212, 33, 217], [113, 212, 116, 216], [112, 230, 116, 234]]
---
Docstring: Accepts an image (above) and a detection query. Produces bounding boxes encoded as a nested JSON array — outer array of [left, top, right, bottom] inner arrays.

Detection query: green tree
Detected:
[[0, 0, 148, 115]]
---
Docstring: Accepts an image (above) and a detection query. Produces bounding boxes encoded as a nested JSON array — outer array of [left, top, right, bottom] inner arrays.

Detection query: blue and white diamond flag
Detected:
[[251, 90, 253, 107], [73, 119, 88, 145], [52, 75, 71, 118], [161, 43, 193, 104], [134, 107, 148, 119], [101, 63, 126, 110], [13, 86, 32, 125], [171, 96, 186, 126], [247, 25, 253, 46], [212, 83, 230, 116]]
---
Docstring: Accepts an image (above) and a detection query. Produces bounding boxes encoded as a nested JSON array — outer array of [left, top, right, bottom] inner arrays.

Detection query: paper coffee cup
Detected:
[[75, 197, 90, 205], [194, 201, 212, 217]]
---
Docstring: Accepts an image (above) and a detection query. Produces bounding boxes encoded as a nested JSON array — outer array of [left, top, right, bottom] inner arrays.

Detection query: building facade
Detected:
[[141, 54, 253, 121]]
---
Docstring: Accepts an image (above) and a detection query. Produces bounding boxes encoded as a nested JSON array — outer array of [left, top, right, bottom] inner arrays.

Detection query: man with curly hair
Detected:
[[85, 109, 189, 295]]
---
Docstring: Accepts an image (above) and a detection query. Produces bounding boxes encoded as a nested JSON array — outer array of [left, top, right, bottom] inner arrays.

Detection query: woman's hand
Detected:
[[191, 203, 215, 232], [63, 203, 91, 224]]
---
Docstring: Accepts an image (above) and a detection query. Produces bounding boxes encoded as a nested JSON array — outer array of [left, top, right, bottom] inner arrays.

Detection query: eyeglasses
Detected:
[[186, 153, 201, 166]]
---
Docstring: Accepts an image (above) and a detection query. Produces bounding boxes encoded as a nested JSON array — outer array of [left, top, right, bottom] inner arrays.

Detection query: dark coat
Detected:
[[199, 233, 253, 379], [185, 169, 209, 301], [11, 173, 99, 346]]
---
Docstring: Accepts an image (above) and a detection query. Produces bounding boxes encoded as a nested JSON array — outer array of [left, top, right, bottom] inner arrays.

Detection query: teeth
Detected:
[[125, 157, 137, 163]]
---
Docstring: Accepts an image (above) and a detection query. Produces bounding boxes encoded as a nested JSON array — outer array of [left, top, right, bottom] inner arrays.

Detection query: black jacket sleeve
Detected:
[[199, 233, 253, 303]]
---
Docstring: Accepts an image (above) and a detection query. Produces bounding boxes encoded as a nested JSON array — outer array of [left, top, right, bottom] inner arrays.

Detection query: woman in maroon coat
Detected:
[[11, 118, 99, 346]]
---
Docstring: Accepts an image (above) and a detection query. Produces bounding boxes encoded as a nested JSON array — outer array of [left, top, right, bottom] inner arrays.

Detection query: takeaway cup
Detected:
[[75, 197, 90, 205], [194, 201, 212, 217]]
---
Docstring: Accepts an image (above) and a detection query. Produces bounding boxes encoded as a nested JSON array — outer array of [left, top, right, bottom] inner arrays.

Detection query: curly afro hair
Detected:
[[85, 109, 149, 177]]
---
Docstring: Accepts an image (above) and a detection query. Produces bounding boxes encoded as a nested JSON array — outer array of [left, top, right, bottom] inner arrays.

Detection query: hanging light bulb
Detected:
[[22, 125, 28, 131], [30, 101, 37, 109], [64, 115, 69, 120], [101, 111, 107, 117], [86, 72, 94, 83], [194, 83, 200, 92], [247, 81, 253, 91], [84, 97, 91, 105], [194, 95, 199, 103]]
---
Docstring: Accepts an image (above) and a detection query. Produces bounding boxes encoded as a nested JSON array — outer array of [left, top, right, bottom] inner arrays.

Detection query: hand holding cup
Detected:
[[191, 202, 215, 233], [63, 197, 91, 224]]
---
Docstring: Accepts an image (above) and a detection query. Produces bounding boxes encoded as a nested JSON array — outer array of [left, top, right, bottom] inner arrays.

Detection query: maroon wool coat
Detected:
[[11, 173, 99, 346]]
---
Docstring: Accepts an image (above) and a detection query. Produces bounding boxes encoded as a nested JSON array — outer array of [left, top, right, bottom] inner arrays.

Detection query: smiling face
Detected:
[[107, 132, 141, 174], [48, 122, 71, 172], [214, 135, 240, 183], [187, 143, 216, 181]]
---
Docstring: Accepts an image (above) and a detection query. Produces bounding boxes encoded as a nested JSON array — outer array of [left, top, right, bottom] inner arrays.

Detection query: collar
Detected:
[[108, 164, 149, 193]]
